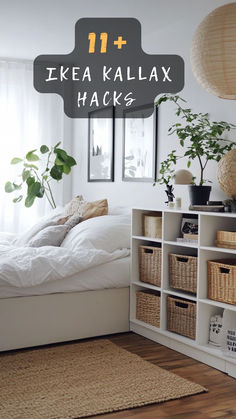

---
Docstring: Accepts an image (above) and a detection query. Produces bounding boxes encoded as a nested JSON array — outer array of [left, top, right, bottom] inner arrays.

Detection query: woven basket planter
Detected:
[[136, 290, 160, 328], [208, 259, 236, 305], [167, 296, 196, 340], [139, 245, 162, 287], [169, 253, 198, 295]]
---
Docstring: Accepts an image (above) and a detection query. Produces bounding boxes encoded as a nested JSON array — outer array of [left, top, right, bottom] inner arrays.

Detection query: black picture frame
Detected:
[[122, 104, 158, 182], [88, 106, 115, 182]]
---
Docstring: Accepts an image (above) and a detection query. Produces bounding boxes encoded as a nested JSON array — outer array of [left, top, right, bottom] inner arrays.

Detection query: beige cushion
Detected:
[[82, 199, 108, 221], [64, 196, 108, 222]]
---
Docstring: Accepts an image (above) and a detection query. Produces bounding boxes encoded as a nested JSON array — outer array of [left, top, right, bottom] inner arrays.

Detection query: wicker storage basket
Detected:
[[169, 253, 198, 294], [167, 296, 196, 339], [136, 290, 160, 327], [208, 259, 236, 305], [139, 245, 162, 287], [216, 231, 236, 249], [142, 212, 162, 239]]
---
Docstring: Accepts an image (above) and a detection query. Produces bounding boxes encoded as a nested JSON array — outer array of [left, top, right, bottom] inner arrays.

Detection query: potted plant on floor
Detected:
[[155, 95, 236, 205]]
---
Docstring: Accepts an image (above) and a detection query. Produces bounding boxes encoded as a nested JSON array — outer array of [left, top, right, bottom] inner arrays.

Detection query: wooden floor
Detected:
[[94, 332, 236, 419]]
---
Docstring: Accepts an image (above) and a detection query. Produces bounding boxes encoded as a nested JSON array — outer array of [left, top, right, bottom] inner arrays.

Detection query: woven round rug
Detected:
[[0, 339, 206, 418]]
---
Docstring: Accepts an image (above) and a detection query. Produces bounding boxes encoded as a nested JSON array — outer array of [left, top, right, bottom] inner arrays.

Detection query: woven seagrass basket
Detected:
[[136, 290, 160, 328], [139, 245, 162, 287], [167, 296, 196, 340], [169, 253, 198, 294], [208, 259, 236, 305]]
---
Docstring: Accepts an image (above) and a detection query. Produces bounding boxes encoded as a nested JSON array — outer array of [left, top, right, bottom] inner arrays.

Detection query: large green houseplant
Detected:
[[5, 142, 76, 209], [155, 95, 236, 205]]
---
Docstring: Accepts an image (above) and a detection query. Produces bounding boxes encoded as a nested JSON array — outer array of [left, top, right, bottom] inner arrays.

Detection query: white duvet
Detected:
[[0, 213, 131, 289]]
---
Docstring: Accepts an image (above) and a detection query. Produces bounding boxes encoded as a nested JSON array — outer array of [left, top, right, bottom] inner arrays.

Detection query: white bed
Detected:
[[0, 256, 130, 298], [0, 209, 131, 351]]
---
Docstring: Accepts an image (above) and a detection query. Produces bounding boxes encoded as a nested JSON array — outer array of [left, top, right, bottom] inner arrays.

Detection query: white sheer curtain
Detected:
[[0, 60, 66, 233]]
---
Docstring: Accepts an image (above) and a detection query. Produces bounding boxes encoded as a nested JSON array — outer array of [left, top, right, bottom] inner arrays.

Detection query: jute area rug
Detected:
[[0, 339, 206, 418]]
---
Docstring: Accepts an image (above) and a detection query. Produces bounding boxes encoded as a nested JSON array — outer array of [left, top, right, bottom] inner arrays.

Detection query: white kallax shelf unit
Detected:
[[130, 207, 236, 378]]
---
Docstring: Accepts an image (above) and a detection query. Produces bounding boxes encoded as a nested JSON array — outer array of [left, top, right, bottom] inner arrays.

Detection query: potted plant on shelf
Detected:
[[153, 150, 178, 204], [155, 95, 236, 205], [5, 142, 77, 208]]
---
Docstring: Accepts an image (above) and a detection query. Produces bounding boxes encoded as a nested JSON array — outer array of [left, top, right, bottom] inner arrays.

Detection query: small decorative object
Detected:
[[155, 95, 235, 205], [209, 314, 223, 347], [168, 201, 175, 209], [142, 212, 162, 239], [181, 214, 198, 236], [175, 197, 182, 209], [221, 310, 236, 358], [174, 169, 193, 185], [223, 199, 236, 213], [217, 149, 236, 198], [183, 233, 198, 241], [123, 105, 158, 181], [216, 231, 236, 250], [5, 142, 76, 209], [166, 186, 175, 205], [88, 106, 114, 182], [191, 3, 236, 99]]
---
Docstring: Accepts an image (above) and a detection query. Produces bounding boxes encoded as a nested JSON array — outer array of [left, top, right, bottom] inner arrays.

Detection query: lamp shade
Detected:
[[174, 169, 193, 185], [217, 149, 236, 198], [191, 3, 236, 99]]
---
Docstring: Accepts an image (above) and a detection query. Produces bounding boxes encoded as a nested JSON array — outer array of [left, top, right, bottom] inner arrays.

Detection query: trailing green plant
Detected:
[[155, 95, 236, 186], [5, 142, 76, 209], [153, 150, 179, 186]]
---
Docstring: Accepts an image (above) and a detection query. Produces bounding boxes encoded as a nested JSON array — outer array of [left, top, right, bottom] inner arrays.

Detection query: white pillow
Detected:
[[61, 214, 131, 253], [108, 205, 131, 215], [15, 207, 64, 246]]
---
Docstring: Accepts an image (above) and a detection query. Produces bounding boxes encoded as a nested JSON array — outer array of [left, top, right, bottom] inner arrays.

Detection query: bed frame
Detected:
[[0, 287, 130, 351]]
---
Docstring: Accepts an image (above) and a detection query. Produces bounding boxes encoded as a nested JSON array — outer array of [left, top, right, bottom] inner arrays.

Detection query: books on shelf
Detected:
[[189, 205, 224, 212]]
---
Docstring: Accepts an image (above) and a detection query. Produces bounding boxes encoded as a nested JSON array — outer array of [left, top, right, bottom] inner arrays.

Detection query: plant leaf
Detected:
[[55, 156, 64, 166], [25, 195, 35, 208], [63, 165, 71, 174], [24, 163, 39, 170], [66, 156, 77, 167], [5, 181, 15, 193], [28, 181, 41, 200], [11, 157, 23, 165], [54, 141, 61, 149], [36, 186, 45, 198], [40, 145, 49, 154], [13, 195, 23, 203], [26, 176, 35, 187], [13, 183, 22, 190], [50, 165, 63, 180], [26, 150, 40, 162], [22, 170, 31, 182]]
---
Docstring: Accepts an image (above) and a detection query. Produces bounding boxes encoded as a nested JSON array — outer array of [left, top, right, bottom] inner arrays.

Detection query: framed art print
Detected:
[[88, 106, 115, 182], [122, 104, 158, 182]]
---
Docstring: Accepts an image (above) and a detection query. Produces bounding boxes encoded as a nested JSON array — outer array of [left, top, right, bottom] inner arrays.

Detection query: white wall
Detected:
[[0, 0, 235, 209]]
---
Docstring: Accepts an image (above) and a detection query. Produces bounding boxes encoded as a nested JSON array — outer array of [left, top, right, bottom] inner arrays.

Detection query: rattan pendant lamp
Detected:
[[191, 2, 236, 99]]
